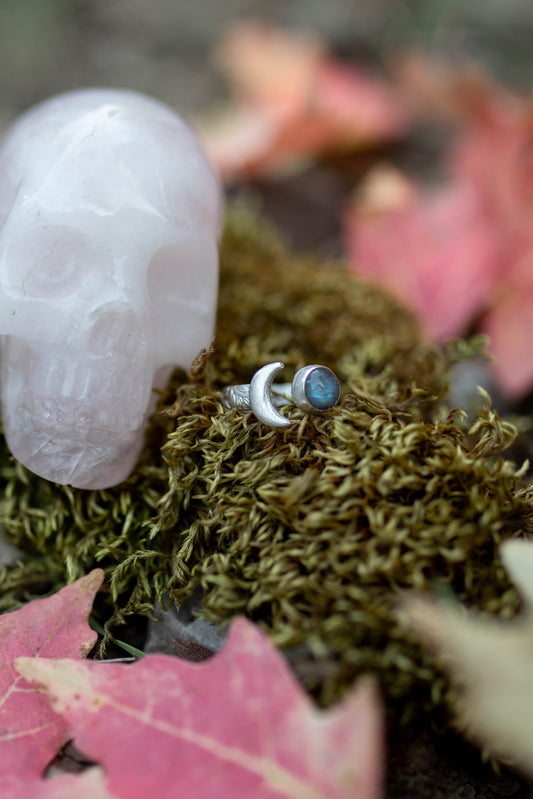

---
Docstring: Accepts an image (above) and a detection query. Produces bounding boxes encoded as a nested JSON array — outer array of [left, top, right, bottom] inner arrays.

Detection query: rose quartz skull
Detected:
[[0, 89, 222, 489]]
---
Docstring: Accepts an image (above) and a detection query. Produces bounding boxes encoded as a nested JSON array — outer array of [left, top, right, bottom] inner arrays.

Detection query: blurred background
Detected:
[[1, 0, 533, 411], [2, 0, 533, 125]]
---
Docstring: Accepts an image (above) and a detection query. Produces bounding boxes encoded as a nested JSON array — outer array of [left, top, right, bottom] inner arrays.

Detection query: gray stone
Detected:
[[145, 591, 228, 662], [0, 525, 23, 567], [447, 358, 506, 417]]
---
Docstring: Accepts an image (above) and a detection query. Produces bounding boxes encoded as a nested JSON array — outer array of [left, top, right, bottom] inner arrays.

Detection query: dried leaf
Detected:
[[344, 69, 533, 397], [451, 92, 533, 397], [213, 20, 323, 114], [13, 768, 113, 799], [481, 276, 533, 399], [17, 617, 383, 799], [0, 570, 104, 796], [450, 87, 533, 233], [401, 538, 533, 775], [393, 53, 498, 124], [200, 20, 406, 179], [345, 166, 501, 340]]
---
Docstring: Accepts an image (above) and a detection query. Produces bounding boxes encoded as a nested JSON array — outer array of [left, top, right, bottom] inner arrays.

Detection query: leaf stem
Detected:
[[89, 616, 145, 660]]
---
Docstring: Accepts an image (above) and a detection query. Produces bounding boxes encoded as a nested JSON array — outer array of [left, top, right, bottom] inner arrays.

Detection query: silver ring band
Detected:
[[220, 362, 341, 428]]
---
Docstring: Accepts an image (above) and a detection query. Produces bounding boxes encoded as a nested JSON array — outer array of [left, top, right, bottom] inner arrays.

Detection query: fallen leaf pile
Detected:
[[0, 573, 383, 798]]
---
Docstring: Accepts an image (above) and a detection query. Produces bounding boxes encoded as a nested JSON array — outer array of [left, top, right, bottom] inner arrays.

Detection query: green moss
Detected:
[[0, 205, 531, 719]]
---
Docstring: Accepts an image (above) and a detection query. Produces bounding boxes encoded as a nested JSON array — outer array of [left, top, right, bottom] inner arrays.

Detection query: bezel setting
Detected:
[[291, 365, 341, 413]]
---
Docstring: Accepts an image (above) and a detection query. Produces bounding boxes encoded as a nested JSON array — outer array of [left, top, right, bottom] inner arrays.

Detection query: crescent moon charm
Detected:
[[249, 362, 291, 428], [220, 361, 340, 427]]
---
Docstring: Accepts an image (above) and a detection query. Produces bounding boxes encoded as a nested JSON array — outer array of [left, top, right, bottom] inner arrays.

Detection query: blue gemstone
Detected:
[[304, 367, 340, 410]]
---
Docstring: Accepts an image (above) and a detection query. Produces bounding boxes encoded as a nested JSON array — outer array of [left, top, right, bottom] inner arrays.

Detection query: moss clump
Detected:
[[156, 382, 531, 713], [0, 205, 531, 718]]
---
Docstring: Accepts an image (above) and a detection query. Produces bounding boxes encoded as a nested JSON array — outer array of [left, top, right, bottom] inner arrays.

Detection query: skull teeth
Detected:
[[30, 356, 93, 402], [19, 391, 134, 443], [20, 352, 148, 441]]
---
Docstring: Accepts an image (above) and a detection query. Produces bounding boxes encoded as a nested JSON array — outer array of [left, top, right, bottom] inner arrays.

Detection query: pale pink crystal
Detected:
[[0, 89, 222, 489]]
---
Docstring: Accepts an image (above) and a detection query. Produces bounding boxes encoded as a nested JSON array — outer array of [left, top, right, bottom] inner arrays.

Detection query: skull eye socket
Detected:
[[147, 245, 181, 307], [10, 227, 88, 298], [88, 308, 142, 358]]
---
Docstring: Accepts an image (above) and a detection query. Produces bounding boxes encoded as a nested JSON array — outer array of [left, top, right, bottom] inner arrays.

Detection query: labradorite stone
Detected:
[[305, 367, 340, 410]]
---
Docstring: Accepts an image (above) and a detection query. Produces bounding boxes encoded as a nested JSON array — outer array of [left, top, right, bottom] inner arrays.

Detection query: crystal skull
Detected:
[[0, 88, 222, 489]]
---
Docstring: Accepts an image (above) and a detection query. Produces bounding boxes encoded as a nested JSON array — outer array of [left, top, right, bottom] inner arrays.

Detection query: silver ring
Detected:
[[220, 362, 341, 428]]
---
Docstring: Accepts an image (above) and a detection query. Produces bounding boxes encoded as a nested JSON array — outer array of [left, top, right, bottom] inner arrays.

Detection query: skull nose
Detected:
[[87, 307, 143, 358]]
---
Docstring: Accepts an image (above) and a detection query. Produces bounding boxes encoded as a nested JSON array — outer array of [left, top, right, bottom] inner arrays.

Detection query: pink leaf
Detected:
[[481, 282, 533, 399], [212, 20, 323, 116], [344, 167, 502, 340], [11, 768, 114, 799], [17, 617, 383, 799], [451, 90, 533, 234], [450, 92, 533, 396], [393, 54, 496, 125], [345, 68, 533, 396], [201, 20, 406, 179], [0, 570, 104, 796]]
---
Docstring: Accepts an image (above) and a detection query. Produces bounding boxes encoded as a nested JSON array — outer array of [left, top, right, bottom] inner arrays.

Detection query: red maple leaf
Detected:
[[17, 618, 383, 799], [0, 570, 105, 797], [450, 90, 533, 397], [450, 88, 533, 234], [345, 76, 533, 398], [344, 166, 502, 341], [200, 20, 407, 179]]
